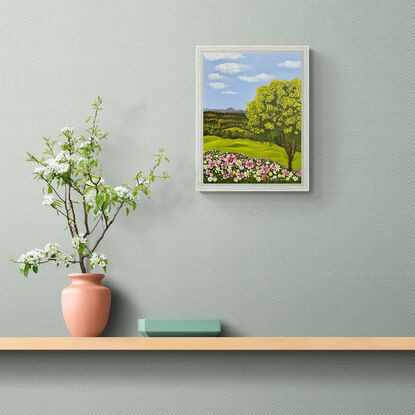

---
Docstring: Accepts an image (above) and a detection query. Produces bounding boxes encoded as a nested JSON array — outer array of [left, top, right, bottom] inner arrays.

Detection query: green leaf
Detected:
[[48, 185, 53, 194], [84, 186, 95, 196], [96, 192, 105, 208], [78, 244, 85, 255], [132, 200, 137, 210], [33, 265, 38, 274], [85, 116, 92, 123], [126, 207, 129, 216], [23, 263, 30, 278]]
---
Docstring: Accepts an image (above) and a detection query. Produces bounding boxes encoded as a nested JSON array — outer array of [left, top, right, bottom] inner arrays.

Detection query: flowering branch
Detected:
[[13, 97, 169, 277]]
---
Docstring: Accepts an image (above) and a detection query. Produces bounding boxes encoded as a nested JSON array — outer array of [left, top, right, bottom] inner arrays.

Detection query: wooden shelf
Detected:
[[1, 337, 415, 350]]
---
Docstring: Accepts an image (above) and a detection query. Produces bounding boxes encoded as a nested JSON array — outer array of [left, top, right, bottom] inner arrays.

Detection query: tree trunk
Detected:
[[288, 157, 293, 171], [79, 254, 87, 274]]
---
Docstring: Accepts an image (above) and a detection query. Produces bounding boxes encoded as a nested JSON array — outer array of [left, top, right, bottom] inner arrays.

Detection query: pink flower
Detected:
[[297, 171, 302, 176], [283, 169, 289, 176], [208, 161, 216, 169], [256, 160, 262, 166], [270, 163, 277, 170], [221, 163, 227, 169], [223, 173, 229, 179], [219, 155, 224, 160], [261, 165, 270, 174], [246, 160, 254, 169], [241, 159, 247, 164], [226, 154, 236, 165], [205, 170, 211, 175], [238, 173, 245, 180], [206, 154, 212, 161], [262, 174, 268, 181]]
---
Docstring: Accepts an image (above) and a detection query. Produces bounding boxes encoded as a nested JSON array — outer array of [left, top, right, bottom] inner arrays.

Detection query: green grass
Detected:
[[203, 135, 301, 170], [225, 127, 247, 132]]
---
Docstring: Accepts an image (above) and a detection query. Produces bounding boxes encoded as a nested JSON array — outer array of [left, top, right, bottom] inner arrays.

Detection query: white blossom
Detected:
[[84, 189, 96, 206], [35, 152, 70, 176], [44, 243, 61, 255], [35, 151, 83, 177], [56, 251, 75, 266], [72, 234, 87, 249], [90, 253, 107, 271], [114, 185, 136, 201], [42, 195, 55, 206], [114, 186, 129, 198], [18, 249, 44, 266]]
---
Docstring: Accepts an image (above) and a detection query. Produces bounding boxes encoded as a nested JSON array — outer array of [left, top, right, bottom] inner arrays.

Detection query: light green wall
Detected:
[[1, 0, 414, 413]]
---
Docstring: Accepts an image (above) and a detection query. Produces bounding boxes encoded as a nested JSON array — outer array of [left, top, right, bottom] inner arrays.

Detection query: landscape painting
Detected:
[[196, 46, 309, 191]]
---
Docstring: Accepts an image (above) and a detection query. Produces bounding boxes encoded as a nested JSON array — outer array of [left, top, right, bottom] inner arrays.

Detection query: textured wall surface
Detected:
[[0, 0, 414, 413]]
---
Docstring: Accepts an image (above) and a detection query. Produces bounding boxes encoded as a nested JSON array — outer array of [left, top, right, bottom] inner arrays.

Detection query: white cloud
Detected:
[[208, 73, 225, 80], [277, 60, 301, 68], [204, 53, 244, 61], [209, 82, 228, 90], [221, 91, 238, 95], [214, 62, 251, 74], [238, 73, 275, 83]]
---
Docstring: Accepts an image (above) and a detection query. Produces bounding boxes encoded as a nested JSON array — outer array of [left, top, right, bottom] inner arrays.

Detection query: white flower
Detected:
[[61, 127, 74, 135], [90, 253, 108, 271], [84, 189, 96, 206], [44, 243, 61, 255], [114, 185, 136, 201], [39, 152, 70, 176], [18, 249, 44, 265], [114, 186, 129, 198], [54, 152, 66, 161], [42, 195, 55, 206], [56, 252, 75, 266], [72, 234, 87, 249]]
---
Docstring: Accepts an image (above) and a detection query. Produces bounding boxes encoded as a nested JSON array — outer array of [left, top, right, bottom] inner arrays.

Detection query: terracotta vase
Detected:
[[61, 273, 111, 337]]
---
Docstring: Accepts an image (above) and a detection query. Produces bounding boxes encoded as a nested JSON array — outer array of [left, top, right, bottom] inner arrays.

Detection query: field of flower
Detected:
[[203, 135, 301, 171], [203, 150, 301, 184]]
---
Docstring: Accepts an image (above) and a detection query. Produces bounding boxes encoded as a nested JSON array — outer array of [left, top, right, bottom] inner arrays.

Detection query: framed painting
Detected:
[[196, 45, 309, 191]]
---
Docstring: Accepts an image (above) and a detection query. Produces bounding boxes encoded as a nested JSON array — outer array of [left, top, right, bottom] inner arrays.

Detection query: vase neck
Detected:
[[68, 273, 105, 286]]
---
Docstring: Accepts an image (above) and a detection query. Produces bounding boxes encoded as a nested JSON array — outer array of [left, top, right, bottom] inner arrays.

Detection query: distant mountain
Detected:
[[204, 107, 246, 114]]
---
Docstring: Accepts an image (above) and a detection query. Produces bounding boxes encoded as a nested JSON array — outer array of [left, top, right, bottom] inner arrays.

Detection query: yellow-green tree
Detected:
[[246, 78, 301, 171]]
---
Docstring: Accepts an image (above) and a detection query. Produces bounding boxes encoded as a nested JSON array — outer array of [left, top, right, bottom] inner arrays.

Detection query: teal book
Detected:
[[138, 319, 221, 337]]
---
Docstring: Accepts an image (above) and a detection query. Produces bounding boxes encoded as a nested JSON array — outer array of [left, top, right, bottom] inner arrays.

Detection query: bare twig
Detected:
[[91, 201, 126, 253]]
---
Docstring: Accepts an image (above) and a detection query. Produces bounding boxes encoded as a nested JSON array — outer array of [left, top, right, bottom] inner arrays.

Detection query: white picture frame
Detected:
[[196, 45, 309, 192]]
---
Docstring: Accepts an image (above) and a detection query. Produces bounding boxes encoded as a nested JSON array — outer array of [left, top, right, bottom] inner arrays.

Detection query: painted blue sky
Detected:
[[203, 52, 302, 110]]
